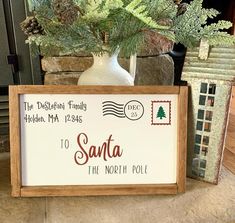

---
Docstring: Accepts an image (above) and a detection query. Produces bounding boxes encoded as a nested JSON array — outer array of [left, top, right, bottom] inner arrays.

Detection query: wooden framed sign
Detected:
[[9, 85, 187, 197]]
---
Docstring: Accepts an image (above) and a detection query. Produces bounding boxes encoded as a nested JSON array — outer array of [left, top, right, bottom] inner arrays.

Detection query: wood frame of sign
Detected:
[[9, 85, 187, 197]]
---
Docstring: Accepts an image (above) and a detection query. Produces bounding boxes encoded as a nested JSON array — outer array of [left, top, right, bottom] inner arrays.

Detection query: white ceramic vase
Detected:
[[77, 52, 135, 85]]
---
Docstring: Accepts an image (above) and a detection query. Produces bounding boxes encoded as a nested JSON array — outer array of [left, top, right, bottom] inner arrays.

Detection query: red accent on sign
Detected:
[[74, 133, 123, 165]]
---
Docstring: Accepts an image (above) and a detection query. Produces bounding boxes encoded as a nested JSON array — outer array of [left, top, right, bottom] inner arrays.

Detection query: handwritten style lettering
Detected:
[[37, 101, 65, 111], [74, 133, 123, 165]]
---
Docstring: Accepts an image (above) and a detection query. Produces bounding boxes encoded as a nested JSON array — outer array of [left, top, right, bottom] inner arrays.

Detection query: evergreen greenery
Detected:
[[157, 106, 166, 120], [23, 0, 235, 56]]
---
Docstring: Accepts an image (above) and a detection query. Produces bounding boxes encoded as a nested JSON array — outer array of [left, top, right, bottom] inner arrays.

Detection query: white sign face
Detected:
[[20, 94, 178, 186]]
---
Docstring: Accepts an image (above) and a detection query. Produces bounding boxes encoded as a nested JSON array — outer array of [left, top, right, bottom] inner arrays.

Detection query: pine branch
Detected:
[[202, 20, 233, 34], [207, 32, 235, 46], [201, 21, 235, 45], [110, 28, 145, 56], [23, 0, 235, 57], [125, 0, 170, 30], [145, 0, 177, 20], [27, 0, 51, 12], [82, 0, 109, 22], [172, 0, 225, 47]]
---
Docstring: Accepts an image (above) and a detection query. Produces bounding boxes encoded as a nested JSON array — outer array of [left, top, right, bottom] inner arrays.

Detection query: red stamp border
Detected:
[[151, 101, 171, 125]]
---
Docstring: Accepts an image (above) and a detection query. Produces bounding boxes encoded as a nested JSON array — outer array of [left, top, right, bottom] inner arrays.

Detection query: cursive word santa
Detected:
[[74, 133, 123, 165]]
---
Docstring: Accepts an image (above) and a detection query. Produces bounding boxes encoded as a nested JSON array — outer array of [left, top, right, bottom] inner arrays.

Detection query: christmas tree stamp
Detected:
[[151, 101, 171, 125]]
